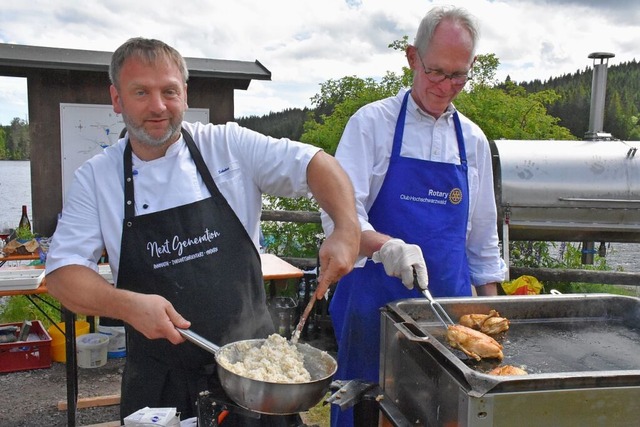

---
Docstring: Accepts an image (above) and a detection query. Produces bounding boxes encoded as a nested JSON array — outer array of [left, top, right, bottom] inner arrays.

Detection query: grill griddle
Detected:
[[385, 294, 640, 395], [424, 318, 640, 374]]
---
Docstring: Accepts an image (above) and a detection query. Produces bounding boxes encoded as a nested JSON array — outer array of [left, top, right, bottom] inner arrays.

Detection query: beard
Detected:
[[121, 111, 182, 147]]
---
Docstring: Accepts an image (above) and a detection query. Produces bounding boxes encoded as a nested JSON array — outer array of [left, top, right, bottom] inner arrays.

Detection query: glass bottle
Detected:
[[278, 311, 288, 336], [298, 278, 307, 302], [18, 205, 31, 232]]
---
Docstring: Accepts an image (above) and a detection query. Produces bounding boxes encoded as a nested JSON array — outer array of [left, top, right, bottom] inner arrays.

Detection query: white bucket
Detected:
[[76, 333, 109, 368], [98, 325, 127, 358]]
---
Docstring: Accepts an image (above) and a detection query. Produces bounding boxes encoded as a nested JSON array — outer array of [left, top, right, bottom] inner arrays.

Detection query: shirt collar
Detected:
[[130, 134, 185, 165], [164, 134, 185, 158], [403, 89, 457, 123]]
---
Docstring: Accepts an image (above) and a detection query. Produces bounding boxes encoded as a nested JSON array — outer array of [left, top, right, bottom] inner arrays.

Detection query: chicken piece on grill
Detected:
[[446, 324, 504, 361], [488, 365, 528, 376], [459, 309, 509, 335]]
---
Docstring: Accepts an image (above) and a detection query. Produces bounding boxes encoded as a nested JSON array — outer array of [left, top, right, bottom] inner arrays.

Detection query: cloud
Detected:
[[0, 0, 639, 123], [0, 78, 28, 125]]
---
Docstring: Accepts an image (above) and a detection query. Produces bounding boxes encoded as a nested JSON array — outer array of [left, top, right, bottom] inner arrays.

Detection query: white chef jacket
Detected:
[[46, 121, 321, 282], [321, 88, 506, 286]]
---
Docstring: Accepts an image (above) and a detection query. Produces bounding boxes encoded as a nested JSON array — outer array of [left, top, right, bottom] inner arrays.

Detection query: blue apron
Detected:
[[330, 91, 471, 427]]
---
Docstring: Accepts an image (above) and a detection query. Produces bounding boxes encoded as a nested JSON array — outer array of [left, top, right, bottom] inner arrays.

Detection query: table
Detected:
[[0, 252, 40, 267], [0, 268, 47, 296], [0, 266, 54, 328], [0, 265, 52, 323], [0, 254, 304, 426], [0, 266, 81, 426], [260, 253, 304, 280], [261, 253, 304, 297]]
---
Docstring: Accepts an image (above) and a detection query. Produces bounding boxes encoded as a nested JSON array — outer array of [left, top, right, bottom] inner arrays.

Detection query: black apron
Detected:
[[117, 129, 294, 425]]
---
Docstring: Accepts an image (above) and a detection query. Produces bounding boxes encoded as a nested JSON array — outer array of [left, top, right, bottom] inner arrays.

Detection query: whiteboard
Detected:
[[60, 103, 209, 202]]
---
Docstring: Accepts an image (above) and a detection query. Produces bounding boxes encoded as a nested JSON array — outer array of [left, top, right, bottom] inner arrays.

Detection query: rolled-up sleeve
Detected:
[[464, 128, 507, 286]]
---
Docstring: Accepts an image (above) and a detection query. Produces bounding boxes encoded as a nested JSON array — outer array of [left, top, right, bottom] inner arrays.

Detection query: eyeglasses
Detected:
[[417, 54, 471, 85]]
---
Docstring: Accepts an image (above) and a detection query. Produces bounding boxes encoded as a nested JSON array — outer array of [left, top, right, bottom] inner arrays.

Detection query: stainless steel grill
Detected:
[[488, 52, 640, 245], [491, 138, 640, 243], [380, 295, 640, 427], [488, 52, 640, 276]]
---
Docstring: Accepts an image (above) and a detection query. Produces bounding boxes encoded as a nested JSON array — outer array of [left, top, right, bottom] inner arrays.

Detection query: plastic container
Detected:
[[97, 324, 126, 358], [47, 320, 90, 363], [0, 320, 51, 373], [76, 333, 109, 368]]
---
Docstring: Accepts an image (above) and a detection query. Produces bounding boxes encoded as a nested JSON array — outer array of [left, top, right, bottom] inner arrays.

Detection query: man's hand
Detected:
[[372, 238, 428, 290], [315, 226, 360, 300], [46, 265, 191, 345], [120, 293, 191, 345]]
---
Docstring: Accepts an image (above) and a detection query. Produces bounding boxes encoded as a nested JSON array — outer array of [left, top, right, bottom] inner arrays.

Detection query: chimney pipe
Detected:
[[581, 52, 614, 266], [584, 52, 615, 140]]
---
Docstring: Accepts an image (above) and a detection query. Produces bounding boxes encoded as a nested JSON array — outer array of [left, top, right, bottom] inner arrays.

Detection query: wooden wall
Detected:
[[25, 69, 237, 236]]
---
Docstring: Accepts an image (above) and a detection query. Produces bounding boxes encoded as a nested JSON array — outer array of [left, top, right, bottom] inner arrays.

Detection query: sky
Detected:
[[1, 0, 639, 125]]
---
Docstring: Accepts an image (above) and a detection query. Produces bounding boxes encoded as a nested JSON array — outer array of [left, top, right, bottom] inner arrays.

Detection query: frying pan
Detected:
[[177, 328, 337, 415]]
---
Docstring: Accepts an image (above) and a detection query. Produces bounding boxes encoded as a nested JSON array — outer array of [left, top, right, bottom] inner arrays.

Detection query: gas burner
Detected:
[[196, 390, 309, 426]]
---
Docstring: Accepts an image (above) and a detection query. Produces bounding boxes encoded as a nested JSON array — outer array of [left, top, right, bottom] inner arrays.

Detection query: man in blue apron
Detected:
[[321, 6, 507, 426], [46, 37, 360, 425]]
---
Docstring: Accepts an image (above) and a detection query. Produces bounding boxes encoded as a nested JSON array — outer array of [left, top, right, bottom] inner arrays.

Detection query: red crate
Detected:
[[0, 320, 52, 373]]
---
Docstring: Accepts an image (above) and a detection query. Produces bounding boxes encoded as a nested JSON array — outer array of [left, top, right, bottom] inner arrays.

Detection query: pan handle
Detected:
[[393, 321, 431, 344], [176, 328, 221, 354]]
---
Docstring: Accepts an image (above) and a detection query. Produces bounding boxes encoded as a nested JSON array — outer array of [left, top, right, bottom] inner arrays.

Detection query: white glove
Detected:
[[372, 238, 428, 290]]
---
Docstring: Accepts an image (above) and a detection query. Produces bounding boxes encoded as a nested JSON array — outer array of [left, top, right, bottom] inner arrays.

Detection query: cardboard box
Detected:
[[0, 320, 52, 373], [124, 407, 180, 426]]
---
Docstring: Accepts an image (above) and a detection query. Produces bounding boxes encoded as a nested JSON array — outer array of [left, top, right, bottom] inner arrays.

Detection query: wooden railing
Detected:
[[261, 209, 320, 224], [510, 267, 640, 287], [262, 210, 640, 287], [260, 210, 320, 271]]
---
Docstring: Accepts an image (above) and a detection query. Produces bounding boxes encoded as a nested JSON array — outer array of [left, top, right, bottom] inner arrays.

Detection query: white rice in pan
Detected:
[[217, 334, 311, 383]]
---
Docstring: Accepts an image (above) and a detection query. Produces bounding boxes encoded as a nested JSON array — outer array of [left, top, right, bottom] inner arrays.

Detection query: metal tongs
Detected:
[[414, 269, 454, 327]]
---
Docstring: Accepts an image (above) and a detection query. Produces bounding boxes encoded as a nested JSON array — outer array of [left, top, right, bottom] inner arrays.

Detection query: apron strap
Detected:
[[123, 141, 136, 219], [122, 128, 225, 219], [391, 90, 411, 159], [452, 111, 468, 171], [180, 128, 226, 201]]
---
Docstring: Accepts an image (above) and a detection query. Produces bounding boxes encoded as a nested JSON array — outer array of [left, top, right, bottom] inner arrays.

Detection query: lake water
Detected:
[[1, 160, 639, 272], [0, 160, 32, 230]]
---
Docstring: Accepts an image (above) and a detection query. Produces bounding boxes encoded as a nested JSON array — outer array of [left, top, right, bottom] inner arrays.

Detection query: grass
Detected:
[[0, 293, 61, 327], [300, 394, 330, 426]]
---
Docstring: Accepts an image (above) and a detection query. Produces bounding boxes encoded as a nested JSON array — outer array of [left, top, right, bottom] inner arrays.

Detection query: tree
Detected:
[[2, 117, 30, 160], [237, 108, 310, 140], [260, 195, 323, 259], [302, 41, 575, 151], [519, 59, 640, 139], [301, 73, 406, 154], [467, 53, 500, 89], [301, 38, 413, 154], [606, 91, 639, 140], [457, 81, 576, 140], [268, 40, 578, 265], [0, 126, 6, 159]]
